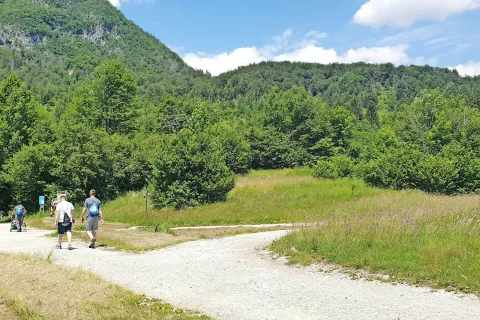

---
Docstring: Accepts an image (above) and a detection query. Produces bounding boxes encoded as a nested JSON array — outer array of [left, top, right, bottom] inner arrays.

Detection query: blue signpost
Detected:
[[39, 195, 45, 213]]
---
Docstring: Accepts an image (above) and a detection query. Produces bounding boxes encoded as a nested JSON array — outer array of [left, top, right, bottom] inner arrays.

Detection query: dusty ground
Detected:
[[1, 223, 479, 320], [0, 296, 18, 320]]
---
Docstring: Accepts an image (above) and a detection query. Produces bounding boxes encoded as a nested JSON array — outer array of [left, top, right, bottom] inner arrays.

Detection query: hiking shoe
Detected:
[[88, 238, 96, 249], [56, 244, 62, 249], [68, 244, 73, 250]]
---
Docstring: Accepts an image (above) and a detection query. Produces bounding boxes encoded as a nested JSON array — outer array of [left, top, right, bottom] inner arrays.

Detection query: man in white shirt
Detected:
[[54, 194, 75, 250]]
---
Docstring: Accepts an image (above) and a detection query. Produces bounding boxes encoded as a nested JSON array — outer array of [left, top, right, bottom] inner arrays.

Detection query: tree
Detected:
[[0, 74, 42, 161], [151, 129, 235, 209], [259, 86, 332, 157], [210, 121, 252, 174], [360, 145, 423, 190], [248, 127, 306, 169], [330, 106, 355, 151], [4, 143, 54, 208], [468, 86, 480, 109], [363, 90, 379, 126], [51, 106, 107, 203], [93, 60, 137, 134]]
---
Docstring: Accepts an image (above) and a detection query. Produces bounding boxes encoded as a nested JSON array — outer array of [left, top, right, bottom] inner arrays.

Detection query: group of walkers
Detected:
[[12, 189, 103, 251]]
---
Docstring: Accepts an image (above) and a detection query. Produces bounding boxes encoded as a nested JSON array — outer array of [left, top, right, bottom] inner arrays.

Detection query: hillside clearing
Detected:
[[104, 169, 478, 229]]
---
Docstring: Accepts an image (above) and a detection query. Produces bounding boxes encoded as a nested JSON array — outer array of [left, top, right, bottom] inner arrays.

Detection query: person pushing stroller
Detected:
[[11, 201, 27, 232]]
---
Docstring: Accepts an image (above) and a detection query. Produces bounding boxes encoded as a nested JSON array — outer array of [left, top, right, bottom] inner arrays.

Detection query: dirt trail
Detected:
[[1, 223, 479, 320]]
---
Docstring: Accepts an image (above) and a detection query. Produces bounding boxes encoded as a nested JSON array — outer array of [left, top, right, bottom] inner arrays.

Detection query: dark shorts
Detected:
[[58, 222, 72, 235]]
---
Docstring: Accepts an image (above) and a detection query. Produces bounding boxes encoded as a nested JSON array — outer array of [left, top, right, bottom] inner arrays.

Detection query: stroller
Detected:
[[10, 217, 26, 232]]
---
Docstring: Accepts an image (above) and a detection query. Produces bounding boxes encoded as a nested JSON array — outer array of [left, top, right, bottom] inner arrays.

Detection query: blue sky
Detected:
[[110, 0, 480, 76]]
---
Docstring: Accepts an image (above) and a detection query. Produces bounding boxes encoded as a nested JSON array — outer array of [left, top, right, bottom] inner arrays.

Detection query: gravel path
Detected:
[[1, 223, 479, 320]]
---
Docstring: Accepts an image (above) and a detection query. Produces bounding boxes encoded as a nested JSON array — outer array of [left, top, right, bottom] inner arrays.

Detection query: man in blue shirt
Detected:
[[81, 189, 103, 249]]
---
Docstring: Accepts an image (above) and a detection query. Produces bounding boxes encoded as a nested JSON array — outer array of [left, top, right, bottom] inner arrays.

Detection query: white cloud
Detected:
[[379, 26, 436, 45], [260, 28, 294, 56], [453, 44, 472, 54], [354, 0, 480, 28], [274, 45, 338, 64], [304, 31, 328, 39], [426, 37, 449, 46], [107, 0, 120, 8], [183, 48, 265, 76], [183, 29, 413, 76], [341, 45, 409, 65], [453, 61, 480, 76], [273, 44, 410, 66], [107, 0, 155, 8], [412, 56, 438, 66]]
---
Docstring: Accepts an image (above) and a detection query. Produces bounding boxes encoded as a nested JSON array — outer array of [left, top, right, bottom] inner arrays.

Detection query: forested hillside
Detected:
[[0, 0, 479, 212], [207, 61, 480, 110], [0, 0, 202, 105]]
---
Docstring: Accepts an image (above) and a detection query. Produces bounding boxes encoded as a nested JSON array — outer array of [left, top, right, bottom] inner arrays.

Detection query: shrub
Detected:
[[360, 146, 423, 190], [416, 155, 458, 194], [360, 143, 480, 194], [313, 155, 355, 179], [151, 129, 236, 209], [330, 155, 355, 177], [313, 160, 338, 179]]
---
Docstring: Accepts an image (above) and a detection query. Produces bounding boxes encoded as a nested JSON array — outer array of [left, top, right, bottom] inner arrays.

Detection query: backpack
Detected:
[[62, 211, 71, 226], [89, 202, 99, 217], [15, 206, 24, 216]]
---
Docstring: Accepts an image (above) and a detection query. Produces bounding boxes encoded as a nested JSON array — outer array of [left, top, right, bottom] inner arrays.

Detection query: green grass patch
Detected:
[[0, 216, 12, 223], [104, 169, 384, 227], [270, 206, 480, 296]]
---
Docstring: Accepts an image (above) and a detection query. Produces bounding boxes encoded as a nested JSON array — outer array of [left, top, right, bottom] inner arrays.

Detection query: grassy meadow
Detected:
[[104, 168, 386, 227], [0, 253, 210, 320], [270, 201, 480, 295]]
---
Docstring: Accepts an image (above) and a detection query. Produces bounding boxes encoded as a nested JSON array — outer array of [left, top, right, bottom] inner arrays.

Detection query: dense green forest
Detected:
[[0, 0, 479, 212]]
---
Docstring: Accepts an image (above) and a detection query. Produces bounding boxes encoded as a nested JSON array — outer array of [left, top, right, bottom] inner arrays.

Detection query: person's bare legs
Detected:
[[67, 231, 72, 244], [86, 230, 97, 248], [58, 234, 63, 245]]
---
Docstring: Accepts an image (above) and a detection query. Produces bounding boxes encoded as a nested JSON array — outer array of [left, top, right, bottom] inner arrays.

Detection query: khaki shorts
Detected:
[[85, 216, 99, 231]]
